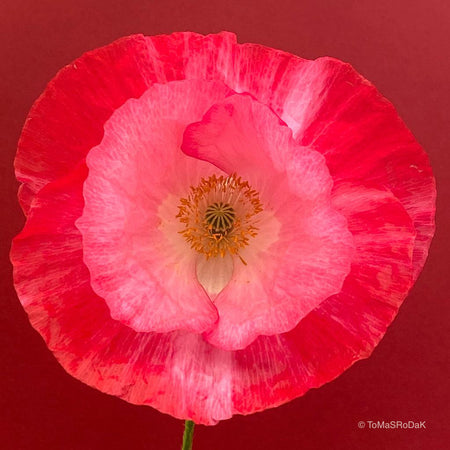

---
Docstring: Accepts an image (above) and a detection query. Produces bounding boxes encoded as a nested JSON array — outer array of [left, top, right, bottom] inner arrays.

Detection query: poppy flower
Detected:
[[11, 32, 435, 425]]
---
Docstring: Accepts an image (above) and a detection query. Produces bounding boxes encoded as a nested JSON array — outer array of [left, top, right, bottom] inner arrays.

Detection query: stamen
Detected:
[[177, 174, 263, 259]]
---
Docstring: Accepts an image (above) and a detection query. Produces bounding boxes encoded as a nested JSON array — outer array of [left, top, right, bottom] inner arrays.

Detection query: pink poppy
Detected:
[[11, 32, 435, 425]]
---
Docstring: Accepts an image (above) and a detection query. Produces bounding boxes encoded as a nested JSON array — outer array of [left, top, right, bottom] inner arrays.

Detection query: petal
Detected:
[[16, 32, 238, 213], [183, 93, 332, 199], [183, 94, 354, 350], [77, 80, 234, 333], [8, 154, 417, 424], [145, 31, 237, 82], [292, 58, 435, 281], [231, 183, 416, 415], [16, 35, 153, 212], [196, 253, 234, 300], [11, 167, 233, 425], [16, 34, 435, 283], [220, 48, 435, 279]]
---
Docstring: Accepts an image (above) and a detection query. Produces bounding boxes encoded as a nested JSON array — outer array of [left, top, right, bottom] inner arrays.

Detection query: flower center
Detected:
[[205, 202, 236, 234], [177, 174, 263, 260]]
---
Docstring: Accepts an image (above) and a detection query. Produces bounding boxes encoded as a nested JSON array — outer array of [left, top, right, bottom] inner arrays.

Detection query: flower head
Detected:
[[11, 32, 435, 425]]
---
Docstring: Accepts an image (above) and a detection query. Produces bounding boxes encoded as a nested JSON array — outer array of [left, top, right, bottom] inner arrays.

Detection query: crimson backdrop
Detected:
[[1, 1, 449, 449]]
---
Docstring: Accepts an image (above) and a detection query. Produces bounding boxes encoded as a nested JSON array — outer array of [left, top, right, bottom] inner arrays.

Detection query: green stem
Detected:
[[181, 420, 195, 450]]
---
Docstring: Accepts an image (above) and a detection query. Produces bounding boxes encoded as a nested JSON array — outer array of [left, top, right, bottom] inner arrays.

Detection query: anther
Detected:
[[177, 174, 263, 259]]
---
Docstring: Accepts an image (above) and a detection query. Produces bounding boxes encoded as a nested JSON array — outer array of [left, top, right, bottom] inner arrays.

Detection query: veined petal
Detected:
[[183, 94, 354, 350], [15, 32, 238, 213], [232, 183, 416, 415], [15, 33, 434, 284], [291, 58, 434, 281], [11, 166, 233, 425], [10, 174, 416, 424], [223, 50, 435, 279], [76, 80, 233, 333], [16, 35, 153, 212], [210, 44, 434, 279]]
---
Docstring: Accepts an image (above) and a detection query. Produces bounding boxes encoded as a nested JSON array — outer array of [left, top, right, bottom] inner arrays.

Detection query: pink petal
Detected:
[[146, 31, 237, 82], [183, 94, 355, 350], [77, 80, 235, 333], [293, 58, 434, 280], [8, 158, 417, 425], [220, 48, 435, 278], [11, 167, 232, 424], [232, 182, 416, 415], [16, 35, 153, 212], [16, 32, 238, 213], [16, 34, 434, 282]]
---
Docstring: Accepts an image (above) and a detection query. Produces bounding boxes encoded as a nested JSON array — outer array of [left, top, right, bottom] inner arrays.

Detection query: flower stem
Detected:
[[181, 420, 195, 450]]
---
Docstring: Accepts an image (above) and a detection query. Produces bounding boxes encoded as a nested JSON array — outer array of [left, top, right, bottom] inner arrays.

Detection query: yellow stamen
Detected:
[[177, 174, 263, 260]]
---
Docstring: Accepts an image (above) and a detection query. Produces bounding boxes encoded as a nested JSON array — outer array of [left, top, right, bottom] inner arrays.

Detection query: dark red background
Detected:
[[1, 1, 449, 449]]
